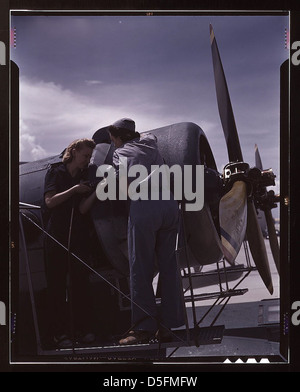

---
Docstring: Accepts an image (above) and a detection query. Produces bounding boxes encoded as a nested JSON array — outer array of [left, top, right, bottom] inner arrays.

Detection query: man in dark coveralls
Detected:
[[105, 118, 185, 345]]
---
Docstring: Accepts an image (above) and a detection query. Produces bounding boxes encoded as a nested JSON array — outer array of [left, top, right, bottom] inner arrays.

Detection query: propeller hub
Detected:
[[248, 167, 276, 188], [222, 162, 250, 192], [247, 167, 278, 211]]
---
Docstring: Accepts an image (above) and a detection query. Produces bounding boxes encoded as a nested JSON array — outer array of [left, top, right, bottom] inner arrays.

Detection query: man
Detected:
[[107, 118, 185, 345]]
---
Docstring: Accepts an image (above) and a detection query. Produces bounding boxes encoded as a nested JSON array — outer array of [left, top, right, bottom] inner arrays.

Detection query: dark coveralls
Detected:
[[44, 163, 93, 338], [113, 134, 185, 332]]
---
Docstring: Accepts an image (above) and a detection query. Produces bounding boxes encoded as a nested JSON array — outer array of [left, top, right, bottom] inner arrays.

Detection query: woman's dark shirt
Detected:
[[44, 162, 90, 249]]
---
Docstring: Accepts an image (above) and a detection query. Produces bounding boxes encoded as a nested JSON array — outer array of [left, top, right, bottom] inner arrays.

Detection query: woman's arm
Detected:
[[45, 183, 91, 209]]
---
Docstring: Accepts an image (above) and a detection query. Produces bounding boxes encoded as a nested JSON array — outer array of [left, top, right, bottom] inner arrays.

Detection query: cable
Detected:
[[66, 202, 75, 352], [20, 211, 185, 344]]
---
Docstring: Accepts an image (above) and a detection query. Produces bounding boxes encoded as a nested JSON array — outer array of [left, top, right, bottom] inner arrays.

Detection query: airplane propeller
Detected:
[[254, 144, 280, 274], [209, 24, 274, 294]]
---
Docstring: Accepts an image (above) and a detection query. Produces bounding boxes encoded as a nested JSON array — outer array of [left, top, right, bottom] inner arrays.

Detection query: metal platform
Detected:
[[15, 206, 285, 363], [37, 325, 225, 360]]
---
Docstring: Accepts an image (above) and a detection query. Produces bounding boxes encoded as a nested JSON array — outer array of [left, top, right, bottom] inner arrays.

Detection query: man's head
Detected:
[[109, 118, 139, 147], [112, 118, 135, 133]]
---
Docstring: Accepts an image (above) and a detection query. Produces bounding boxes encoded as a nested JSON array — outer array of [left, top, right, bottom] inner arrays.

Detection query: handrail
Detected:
[[19, 206, 186, 344], [19, 202, 41, 209]]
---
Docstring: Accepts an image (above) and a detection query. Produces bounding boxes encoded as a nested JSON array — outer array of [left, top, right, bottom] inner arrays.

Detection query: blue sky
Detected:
[[11, 12, 288, 196]]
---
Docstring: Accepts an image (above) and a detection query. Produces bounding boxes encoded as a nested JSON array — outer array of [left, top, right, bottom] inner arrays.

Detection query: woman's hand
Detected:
[[45, 182, 91, 209]]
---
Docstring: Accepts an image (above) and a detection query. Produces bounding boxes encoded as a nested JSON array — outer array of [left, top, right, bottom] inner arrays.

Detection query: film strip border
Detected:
[[10, 27, 16, 48], [224, 358, 271, 364], [285, 27, 289, 49]]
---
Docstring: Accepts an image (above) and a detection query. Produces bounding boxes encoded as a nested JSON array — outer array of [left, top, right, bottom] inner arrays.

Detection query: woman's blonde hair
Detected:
[[62, 138, 96, 164]]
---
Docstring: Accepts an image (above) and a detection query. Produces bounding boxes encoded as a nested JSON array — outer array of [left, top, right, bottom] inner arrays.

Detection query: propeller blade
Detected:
[[255, 144, 263, 170], [246, 201, 273, 294], [219, 181, 248, 265], [210, 24, 243, 162], [264, 208, 280, 274], [254, 144, 280, 274], [209, 25, 273, 293]]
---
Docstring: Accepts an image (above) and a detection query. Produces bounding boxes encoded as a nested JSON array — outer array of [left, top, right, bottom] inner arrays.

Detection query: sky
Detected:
[[10, 12, 288, 196]]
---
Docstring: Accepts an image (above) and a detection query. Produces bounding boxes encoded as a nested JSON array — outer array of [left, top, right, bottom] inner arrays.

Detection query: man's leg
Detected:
[[156, 200, 185, 329], [128, 200, 158, 332]]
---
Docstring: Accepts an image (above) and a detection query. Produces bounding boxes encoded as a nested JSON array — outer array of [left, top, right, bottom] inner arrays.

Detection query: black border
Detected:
[[1, 0, 300, 376]]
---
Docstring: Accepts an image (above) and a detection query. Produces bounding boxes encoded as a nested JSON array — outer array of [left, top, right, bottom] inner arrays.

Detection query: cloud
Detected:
[[85, 80, 103, 86], [20, 120, 48, 161], [18, 71, 280, 184], [19, 76, 218, 162], [19, 77, 126, 161]]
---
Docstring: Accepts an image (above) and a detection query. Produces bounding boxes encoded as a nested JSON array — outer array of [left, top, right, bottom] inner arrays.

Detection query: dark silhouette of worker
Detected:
[[102, 118, 185, 344], [44, 138, 97, 348]]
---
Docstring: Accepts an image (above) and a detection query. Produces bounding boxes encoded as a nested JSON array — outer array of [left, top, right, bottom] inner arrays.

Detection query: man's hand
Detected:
[[74, 182, 92, 194]]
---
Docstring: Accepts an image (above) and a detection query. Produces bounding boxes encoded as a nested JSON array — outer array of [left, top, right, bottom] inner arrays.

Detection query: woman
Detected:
[[44, 138, 97, 348]]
